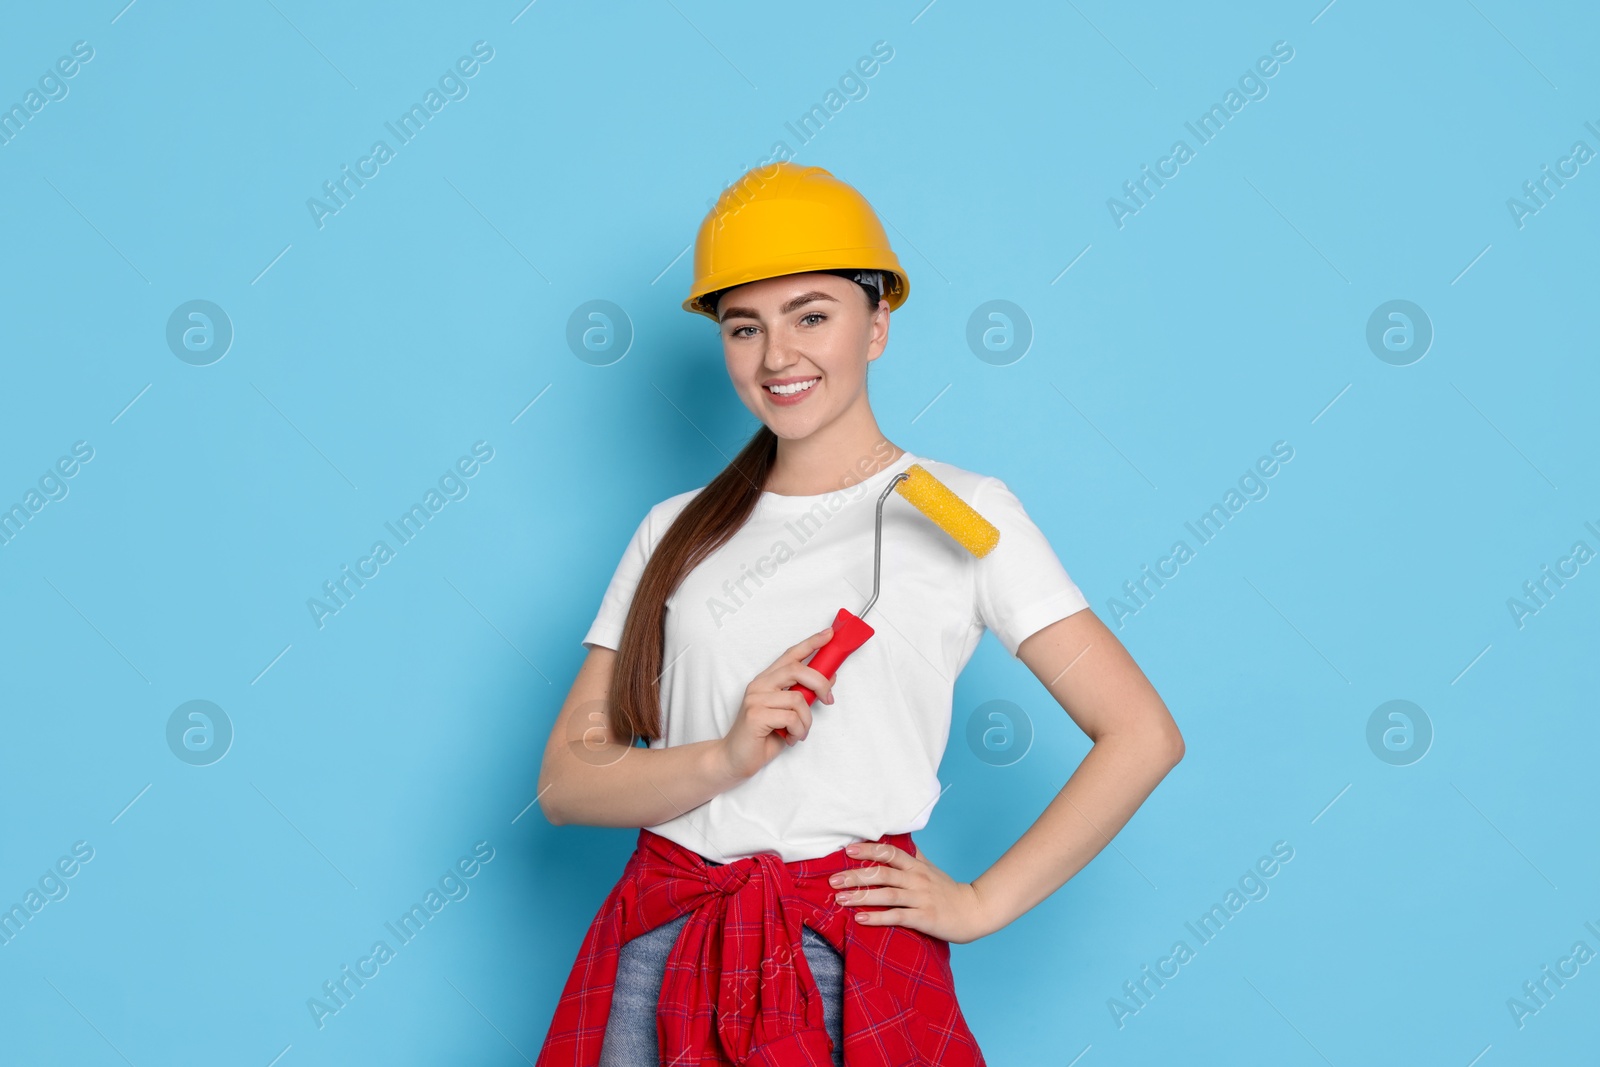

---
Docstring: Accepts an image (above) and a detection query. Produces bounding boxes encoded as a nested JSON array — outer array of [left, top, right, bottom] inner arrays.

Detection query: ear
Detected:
[[865, 300, 891, 361]]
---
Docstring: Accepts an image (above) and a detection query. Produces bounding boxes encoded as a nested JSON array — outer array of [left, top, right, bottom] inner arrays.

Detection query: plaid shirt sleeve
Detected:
[[534, 828, 988, 1066]]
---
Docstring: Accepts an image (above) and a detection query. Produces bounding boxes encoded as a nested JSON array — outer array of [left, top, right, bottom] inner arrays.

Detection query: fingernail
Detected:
[[828, 874, 844, 886]]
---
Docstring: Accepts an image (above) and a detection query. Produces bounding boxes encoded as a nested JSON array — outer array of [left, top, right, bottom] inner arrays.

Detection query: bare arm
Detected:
[[537, 645, 746, 827], [969, 608, 1184, 934]]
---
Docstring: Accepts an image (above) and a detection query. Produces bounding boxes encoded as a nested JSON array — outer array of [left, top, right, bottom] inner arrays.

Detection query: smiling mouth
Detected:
[[765, 377, 820, 396]]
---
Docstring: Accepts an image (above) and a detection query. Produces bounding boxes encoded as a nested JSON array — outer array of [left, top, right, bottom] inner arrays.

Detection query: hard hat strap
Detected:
[[818, 267, 884, 307]]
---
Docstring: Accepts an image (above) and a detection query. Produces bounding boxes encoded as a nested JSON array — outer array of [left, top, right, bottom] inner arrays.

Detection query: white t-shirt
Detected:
[[580, 449, 1091, 863]]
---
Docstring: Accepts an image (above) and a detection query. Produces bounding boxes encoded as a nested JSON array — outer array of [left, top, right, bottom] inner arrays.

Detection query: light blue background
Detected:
[[2, 1, 1597, 1063]]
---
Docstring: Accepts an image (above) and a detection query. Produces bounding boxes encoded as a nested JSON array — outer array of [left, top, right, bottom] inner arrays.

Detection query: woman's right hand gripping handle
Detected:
[[716, 626, 837, 783]]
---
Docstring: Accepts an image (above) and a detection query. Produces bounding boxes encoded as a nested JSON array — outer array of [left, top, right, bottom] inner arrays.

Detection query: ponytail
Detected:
[[607, 424, 778, 742]]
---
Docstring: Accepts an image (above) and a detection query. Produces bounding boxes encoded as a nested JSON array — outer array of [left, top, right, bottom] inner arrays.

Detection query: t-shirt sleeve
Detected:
[[580, 507, 657, 653], [972, 476, 1091, 658]]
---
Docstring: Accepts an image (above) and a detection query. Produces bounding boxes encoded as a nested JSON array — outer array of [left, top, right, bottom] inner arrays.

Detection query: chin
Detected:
[[764, 418, 820, 441]]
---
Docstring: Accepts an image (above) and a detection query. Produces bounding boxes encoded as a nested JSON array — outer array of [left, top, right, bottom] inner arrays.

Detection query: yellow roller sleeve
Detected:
[[893, 464, 1000, 558]]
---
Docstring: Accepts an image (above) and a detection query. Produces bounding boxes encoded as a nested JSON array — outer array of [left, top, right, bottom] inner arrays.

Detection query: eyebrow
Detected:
[[718, 290, 838, 323]]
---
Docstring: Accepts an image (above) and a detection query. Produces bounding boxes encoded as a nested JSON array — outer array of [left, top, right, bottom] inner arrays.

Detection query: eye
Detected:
[[799, 312, 826, 326], [729, 325, 758, 338]]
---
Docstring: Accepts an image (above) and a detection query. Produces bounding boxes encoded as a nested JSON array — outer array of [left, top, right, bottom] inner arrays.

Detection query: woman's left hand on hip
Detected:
[[828, 841, 994, 944]]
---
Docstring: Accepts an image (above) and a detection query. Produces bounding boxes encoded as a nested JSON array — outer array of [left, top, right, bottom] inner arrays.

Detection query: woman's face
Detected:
[[715, 271, 889, 440]]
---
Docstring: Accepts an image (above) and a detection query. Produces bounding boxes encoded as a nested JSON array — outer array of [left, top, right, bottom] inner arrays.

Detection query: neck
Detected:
[[765, 404, 903, 497]]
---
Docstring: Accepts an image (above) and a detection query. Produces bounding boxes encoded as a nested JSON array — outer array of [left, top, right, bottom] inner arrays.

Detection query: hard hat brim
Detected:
[[683, 250, 909, 320]]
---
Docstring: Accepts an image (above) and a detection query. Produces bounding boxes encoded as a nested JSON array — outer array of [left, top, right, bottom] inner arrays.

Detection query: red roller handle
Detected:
[[774, 607, 875, 740]]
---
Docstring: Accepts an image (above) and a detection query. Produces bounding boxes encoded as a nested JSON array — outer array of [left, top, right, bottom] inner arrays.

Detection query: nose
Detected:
[[762, 332, 802, 374]]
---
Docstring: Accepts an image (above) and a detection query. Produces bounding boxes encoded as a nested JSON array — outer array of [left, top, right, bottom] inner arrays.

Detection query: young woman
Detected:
[[535, 163, 1184, 1066]]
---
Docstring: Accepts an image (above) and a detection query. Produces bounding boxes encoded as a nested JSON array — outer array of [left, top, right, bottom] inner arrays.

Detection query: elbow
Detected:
[[1164, 729, 1185, 769], [536, 771, 569, 826], [1156, 718, 1185, 769], [1144, 696, 1184, 769], [1090, 723, 1183, 770], [1116, 716, 1183, 771]]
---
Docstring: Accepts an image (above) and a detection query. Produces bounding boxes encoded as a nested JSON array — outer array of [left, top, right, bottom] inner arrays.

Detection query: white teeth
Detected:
[[767, 378, 819, 396]]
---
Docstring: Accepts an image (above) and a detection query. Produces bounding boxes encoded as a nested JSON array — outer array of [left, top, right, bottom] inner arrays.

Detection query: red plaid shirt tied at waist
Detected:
[[535, 827, 987, 1066]]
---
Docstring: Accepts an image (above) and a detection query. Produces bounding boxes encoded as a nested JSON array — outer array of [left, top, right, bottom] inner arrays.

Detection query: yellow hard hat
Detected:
[[683, 162, 910, 321]]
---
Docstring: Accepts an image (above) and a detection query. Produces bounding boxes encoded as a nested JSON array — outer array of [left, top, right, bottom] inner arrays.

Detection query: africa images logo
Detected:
[[307, 442, 494, 629], [306, 42, 495, 230]]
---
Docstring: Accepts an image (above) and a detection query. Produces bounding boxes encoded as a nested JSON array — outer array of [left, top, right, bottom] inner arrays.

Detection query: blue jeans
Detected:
[[598, 909, 845, 1066]]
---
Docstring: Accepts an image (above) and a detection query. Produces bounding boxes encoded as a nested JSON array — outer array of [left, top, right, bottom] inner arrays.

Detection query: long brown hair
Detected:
[[607, 424, 779, 743]]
